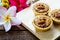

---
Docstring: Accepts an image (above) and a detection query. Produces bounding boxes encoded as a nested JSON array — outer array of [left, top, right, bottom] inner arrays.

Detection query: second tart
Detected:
[[32, 15, 53, 32]]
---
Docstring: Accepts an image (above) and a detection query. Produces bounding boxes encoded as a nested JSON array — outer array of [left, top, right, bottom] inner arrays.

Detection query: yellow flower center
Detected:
[[3, 14, 11, 22]]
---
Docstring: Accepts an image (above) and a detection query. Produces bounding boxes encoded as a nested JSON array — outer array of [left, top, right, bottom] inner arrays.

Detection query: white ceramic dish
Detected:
[[16, 0, 60, 40]]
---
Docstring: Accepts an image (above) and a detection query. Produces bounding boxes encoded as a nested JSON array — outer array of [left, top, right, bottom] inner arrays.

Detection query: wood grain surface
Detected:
[[0, 25, 39, 40]]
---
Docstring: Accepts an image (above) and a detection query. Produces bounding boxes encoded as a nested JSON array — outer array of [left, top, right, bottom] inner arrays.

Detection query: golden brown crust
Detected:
[[50, 9, 60, 24], [51, 9, 60, 19], [33, 3, 49, 16], [32, 15, 53, 32]]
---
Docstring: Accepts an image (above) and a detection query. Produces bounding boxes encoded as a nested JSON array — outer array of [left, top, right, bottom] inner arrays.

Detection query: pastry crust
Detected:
[[50, 9, 60, 24], [32, 15, 53, 32], [33, 3, 50, 16]]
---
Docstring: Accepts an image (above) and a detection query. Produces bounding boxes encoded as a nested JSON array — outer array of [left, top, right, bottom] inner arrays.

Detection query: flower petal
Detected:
[[11, 17, 21, 25], [0, 0, 1, 3], [10, 3, 16, 6], [9, 0, 17, 6], [6, 6, 17, 17], [17, 7, 23, 12], [0, 6, 7, 16], [0, 17, 5, 25], [9, 0, 16, 4], [4, 21, 11, 32], [20, 0, 27, 4], [0, 3, 2, 6]]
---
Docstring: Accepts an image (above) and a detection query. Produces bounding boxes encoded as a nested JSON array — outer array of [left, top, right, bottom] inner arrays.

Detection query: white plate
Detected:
[[16, 0, 60, 40]]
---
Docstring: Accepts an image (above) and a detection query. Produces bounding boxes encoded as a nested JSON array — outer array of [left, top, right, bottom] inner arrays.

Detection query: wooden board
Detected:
[[16, 0, 60, 40], [0, 31, 39, 40], [0, 26, 4, 30]]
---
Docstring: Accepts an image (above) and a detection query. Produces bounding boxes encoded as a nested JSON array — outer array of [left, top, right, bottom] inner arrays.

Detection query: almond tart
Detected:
[[33, 3, 50, 16], [32, 15, 53, 32], [50, 9, 60, 24]]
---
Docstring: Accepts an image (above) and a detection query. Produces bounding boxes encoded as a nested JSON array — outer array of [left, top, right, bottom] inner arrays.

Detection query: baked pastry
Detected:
[[49, 9, 60, 24], [33, 3, 50, 16], [32, 15, 53, 32]]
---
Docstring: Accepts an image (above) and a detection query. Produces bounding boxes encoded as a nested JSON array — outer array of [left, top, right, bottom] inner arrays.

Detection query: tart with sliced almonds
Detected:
[[33, 3, 50, 16], [32, 15, 53, 32], [49, 9, 60, 24]]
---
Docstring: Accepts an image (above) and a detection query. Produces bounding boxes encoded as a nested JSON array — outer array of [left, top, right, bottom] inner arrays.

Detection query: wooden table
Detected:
[[0, 25, 39, 40]]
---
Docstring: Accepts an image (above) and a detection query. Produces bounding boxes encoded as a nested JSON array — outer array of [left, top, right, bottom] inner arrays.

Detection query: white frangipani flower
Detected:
[[0, 6, 21, 32]]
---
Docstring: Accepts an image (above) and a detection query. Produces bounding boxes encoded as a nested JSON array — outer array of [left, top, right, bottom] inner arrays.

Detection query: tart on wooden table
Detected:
[[33, 3, 50, 16], [49, 9, 60, 24], [32, 15, 53, 32]]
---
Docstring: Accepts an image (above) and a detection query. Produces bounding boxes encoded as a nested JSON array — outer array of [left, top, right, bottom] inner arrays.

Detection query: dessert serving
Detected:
[[33, 3, 50, 16], [16, 0, 60, 40], [32, 15, 53, 32], [49, 9, 60, 24]]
